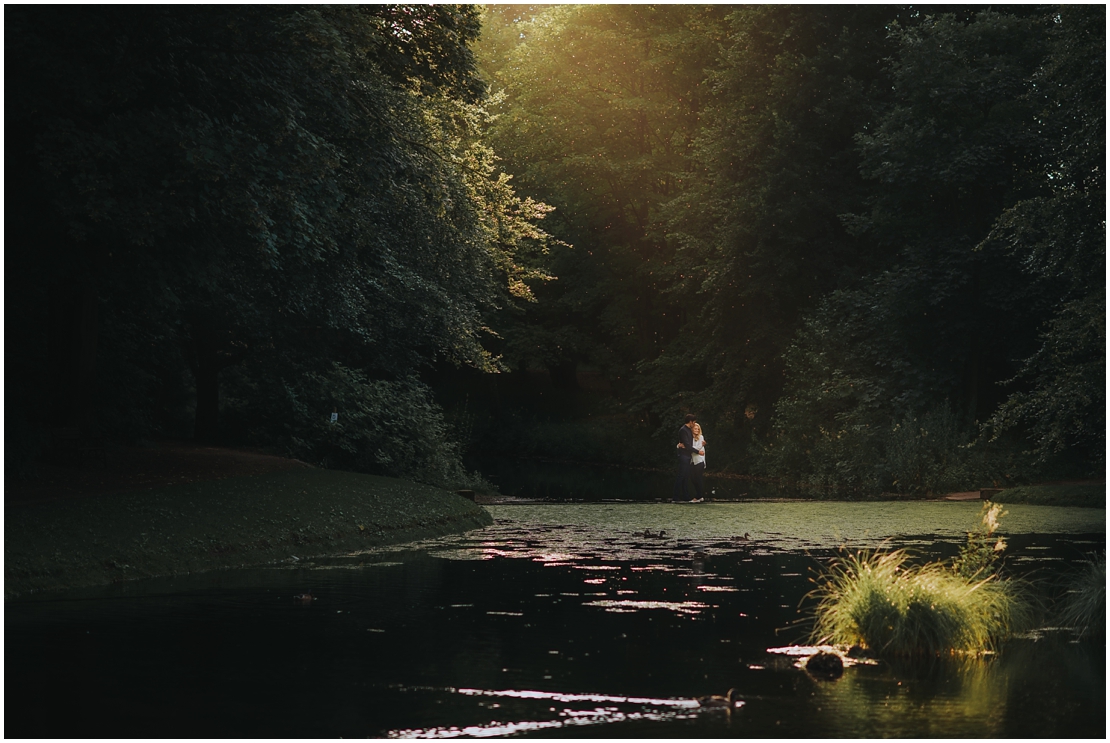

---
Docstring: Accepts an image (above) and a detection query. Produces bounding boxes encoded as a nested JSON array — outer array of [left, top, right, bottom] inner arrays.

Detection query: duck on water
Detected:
[[696, 688, 744, 711]]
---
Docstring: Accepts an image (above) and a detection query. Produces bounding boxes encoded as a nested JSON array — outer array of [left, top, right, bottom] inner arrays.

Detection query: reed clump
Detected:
[[808, 504, 1033, 656], [1059, 552, 1105, 639]]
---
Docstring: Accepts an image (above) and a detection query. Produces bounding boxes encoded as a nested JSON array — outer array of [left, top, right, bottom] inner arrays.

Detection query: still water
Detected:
[[6, 502, 1105, 738]]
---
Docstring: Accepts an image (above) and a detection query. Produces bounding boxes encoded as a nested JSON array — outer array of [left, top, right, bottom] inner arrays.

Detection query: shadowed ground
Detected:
[[5, 441, 491, 598], [6, 440, 313, 506]]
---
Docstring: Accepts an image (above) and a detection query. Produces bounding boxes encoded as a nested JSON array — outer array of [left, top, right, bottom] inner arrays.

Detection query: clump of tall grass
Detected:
[[807, 504, 1033, 655], [1059, 553, 1105, 639]]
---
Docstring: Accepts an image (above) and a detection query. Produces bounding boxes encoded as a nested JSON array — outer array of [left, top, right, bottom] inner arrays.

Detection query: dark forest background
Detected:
[[6, 5, 1104, 497]]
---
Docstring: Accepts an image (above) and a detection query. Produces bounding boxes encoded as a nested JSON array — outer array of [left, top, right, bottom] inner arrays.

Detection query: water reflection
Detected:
[[796, 642, 1104, 738], [583, 599, 712, 615], [5, 503, 1104, 739], [390, 705, 701, 739], [388, 688, 730, 738]]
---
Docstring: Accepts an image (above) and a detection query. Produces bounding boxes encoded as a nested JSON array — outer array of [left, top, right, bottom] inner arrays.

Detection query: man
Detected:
[[672, 413, 697, 502]]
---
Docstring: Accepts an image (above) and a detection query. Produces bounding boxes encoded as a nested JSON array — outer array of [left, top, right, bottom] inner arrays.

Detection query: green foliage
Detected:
[[809, 506, 1035, 655], [991, 482, 1105, 508], [808, 543, 1032, 656], [1058, 553, 1106, 639], [766, 376, 1014, 496], [474, 6, 1103, 488], [222, 362, 485, 492], [823, 11, 1046, 407], [488, 413, 660, 469], [6, 5, 559, 481], [981, 7, 1105, 471], [13, 6, 1100, 493], [952, 503, 1009, 580], [480, 5, 725, 387], [985, 295, 1104, 471], [756, 8, 1101, 490], [639, 6, 897, 434], [886, 409, 973, 495], [883, 408, 1020, 496]]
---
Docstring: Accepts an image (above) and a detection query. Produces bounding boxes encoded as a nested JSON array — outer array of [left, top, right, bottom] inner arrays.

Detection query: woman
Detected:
[[689, 422, 706, 503]]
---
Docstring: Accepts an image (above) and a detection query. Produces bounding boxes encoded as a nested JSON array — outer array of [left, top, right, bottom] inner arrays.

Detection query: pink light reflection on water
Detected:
[[531, 552, 577, 564], [387, 708, 692, 739], [582, 599, 713, 615], [387, 687, 709, 738]]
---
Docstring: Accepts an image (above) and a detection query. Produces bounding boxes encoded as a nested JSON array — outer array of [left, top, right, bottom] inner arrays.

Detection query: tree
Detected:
[[635, 6, 898, 465], [982, 5, 1105, 470], [765, 8, 1098, 491], [480, 5, 726, 394], [6, 5, 557, 486]]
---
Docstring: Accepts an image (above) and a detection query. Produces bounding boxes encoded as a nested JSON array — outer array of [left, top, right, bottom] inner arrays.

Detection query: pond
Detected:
[[6, 502, 1104, 738]]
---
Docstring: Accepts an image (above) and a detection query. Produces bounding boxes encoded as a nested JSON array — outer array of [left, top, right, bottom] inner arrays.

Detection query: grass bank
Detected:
[[991, 482, 1104, 508], [5, 468, 492, 599]]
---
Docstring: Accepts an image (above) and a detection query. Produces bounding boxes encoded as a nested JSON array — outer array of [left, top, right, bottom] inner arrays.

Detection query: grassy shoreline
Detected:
[[988, 482, 1104, 508], [5, 469, 492, 599], [6, 469, 1100, 600]]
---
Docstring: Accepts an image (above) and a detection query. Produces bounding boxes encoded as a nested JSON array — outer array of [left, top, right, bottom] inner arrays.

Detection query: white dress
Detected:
[[691, 435, 705, 466]]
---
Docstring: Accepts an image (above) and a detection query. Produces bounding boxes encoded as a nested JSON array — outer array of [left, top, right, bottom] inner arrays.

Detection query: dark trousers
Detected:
[[673, 457, 692, 502], [691, 462, 705, 500]]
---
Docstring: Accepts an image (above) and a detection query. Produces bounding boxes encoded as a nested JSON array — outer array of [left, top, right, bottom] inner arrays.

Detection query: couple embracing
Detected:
[[672, 413, 707, 503]]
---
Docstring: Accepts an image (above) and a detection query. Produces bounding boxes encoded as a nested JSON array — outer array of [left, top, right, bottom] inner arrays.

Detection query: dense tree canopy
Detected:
[[477, 4, 1104, 490], [7, 5, 557, 486], [980, 5, 1106, 466], [478, 4, 726, 392], [7, 5, 1102, 495]]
